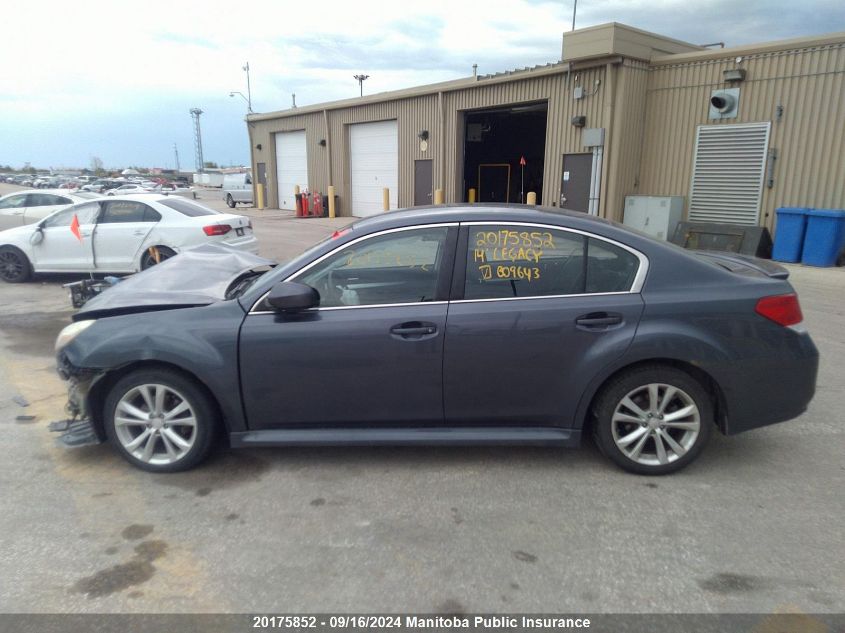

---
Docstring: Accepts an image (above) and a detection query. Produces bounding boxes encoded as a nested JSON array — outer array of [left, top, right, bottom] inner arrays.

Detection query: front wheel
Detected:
[[226, 194, 236, 208], [0, 246, 32, 283], [593, 366, 712, 475], [104, 369, 219, 472]]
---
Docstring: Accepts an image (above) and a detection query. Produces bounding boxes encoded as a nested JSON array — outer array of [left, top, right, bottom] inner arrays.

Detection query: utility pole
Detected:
[[173, 143, 180, 172], [571, 0, 578, 31], [353, 74, 370, 97], [242, 62, 253, 112], [190, 108, 204, 172]]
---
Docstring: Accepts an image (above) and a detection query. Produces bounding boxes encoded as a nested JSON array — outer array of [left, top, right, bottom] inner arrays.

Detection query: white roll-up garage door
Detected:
[[349, 120, 398, 217], [688, 122, 771, 226], [275, 130, 307, 210]]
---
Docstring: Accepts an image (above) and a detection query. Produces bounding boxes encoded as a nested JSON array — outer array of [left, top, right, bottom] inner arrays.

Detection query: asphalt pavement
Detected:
[[0, 182, 842, 614]]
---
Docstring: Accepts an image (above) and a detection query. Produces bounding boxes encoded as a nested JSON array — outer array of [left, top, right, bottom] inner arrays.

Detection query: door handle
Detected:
[[133, 230, 147, 235], [390, 321, 438, 338], [575, 312, 624, 330]]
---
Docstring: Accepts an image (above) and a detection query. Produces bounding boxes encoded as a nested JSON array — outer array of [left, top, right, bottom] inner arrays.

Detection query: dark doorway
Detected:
[[414, 159, 433, 206], [560, 153, 592, 212], [462, 102, 548, 204]]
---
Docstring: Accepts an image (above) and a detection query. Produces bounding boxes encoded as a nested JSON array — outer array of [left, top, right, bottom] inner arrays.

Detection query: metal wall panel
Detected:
[[638, 42, 845, 231]]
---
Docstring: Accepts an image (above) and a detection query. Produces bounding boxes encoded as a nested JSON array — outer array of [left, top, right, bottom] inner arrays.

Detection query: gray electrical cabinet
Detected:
[[623, 196, 685, 241]]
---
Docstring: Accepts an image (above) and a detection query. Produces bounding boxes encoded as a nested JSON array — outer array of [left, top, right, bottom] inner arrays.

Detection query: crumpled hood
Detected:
[[74, 244, 276, 321]]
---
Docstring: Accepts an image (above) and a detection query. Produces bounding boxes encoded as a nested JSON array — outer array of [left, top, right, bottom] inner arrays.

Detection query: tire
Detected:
[[140, 245, 176, 270], [226, 194, 236, 208], [592, 365, 713, 475], [103, 368, 219, 473], [0, 246, 32, 283]]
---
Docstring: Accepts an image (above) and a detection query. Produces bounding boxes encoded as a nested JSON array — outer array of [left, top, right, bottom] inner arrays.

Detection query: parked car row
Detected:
[[0, 195, 257, 282]]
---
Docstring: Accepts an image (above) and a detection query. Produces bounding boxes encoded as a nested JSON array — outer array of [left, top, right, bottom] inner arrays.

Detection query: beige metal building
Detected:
[[247, 22, 845, 234]]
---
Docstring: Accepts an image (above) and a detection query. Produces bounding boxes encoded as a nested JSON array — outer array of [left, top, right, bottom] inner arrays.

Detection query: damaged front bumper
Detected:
[[50, 354, 105, 448]]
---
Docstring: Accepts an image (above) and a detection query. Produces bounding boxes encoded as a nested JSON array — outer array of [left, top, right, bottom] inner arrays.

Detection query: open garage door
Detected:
[[275, 130, 307, 210], [463, 102, 547, 204], [349, 120, 398, 217]]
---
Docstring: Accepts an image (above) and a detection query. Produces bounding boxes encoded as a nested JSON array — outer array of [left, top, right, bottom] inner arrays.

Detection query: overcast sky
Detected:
[[2, 0, 842, 171]]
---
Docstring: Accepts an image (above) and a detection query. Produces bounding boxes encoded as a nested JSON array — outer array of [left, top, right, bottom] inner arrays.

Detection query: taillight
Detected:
[[203, 224, 232, 236], [755, 293, 803, 326]]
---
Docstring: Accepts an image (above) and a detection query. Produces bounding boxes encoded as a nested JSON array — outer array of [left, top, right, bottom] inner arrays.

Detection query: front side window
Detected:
[[464, 225, 640, 300], [295, 227, 449, 308], [42, 202, 100, 228], [0, 194, 28, 209]]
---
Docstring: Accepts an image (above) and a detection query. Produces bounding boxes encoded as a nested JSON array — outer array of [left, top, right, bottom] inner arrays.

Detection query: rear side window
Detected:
[[465, 226, 585, 299], [100, 201, 161, 223], [464, 225, 640, 299], [159, 198, 219, 217], [27, 194, 71, 206]]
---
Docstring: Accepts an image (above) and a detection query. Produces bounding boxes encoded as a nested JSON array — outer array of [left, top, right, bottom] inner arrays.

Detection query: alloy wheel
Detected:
[[114, 384, 197, 466], [0, 250, 26, 282], [611, 382, 701, 467]]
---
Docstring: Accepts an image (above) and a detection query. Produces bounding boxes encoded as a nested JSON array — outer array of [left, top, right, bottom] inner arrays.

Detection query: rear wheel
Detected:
[[104, 369, 219, 472], [0, 246, 32, 283], [593, 365, 712, 475], [226, 194, 236, 208], [140, 245, 176, 270]]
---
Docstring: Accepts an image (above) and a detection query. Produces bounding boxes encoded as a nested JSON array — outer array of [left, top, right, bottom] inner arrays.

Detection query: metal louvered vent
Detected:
[[688, 122, 771, 226]]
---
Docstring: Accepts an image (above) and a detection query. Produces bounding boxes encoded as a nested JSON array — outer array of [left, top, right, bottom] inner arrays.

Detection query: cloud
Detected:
[[1, 0, 841, 168]]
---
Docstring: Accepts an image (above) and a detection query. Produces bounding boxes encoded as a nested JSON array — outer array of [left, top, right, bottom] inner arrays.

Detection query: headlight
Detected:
[[55, 320, 96, 352]]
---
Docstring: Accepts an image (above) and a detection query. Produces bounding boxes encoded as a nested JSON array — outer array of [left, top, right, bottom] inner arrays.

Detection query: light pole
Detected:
[[354, 74, 370, 97], [229, 91, 251, 111], [242, 62, 253, 112]]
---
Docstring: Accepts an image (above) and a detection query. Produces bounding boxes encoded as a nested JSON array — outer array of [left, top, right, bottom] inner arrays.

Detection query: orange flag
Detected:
[[70, 214, 82, 242]]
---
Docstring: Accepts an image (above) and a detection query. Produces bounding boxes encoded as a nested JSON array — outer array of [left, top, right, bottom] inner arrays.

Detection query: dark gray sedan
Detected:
[[53, 206, 818, 475]]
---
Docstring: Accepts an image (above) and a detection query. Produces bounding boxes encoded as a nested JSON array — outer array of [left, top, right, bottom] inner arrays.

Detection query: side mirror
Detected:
[[30, 227, 44, 245], [266, 281, 319, 312]]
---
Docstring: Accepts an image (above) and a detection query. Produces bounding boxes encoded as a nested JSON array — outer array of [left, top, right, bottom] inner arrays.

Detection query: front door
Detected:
[[560, 153, 592, 212], [31, 202, 99, 272], [443, 223, 644, 427], [414, 159, 433, 206], [239, 225, 458, 429], [93, 200, 159, 272]]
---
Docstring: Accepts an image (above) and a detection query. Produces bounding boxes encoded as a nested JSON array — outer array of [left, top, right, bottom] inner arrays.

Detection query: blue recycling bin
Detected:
[[772, 207, 809, 263], [801, 209, 845, 267]]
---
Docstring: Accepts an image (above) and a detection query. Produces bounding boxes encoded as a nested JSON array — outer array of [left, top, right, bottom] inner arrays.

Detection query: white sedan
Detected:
[[0, 189, 102, 231], [106, 183, 159, 196], [0, 195, 258, 283]]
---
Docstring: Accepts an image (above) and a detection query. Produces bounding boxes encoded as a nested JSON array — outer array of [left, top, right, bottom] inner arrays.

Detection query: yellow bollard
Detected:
[[468, 188, 476, 203], [256, 183, 265, 210], [383, 188, 390, 212], [294, 184, 300, 195], [434, 189, 444, 205], [328, 185, 336, 219], [526, 191, 537, 205]]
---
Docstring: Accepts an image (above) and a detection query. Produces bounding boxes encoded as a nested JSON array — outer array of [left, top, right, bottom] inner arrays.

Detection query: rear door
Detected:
[[443, 222, 646, 428], [93, 200, 159, 272]]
